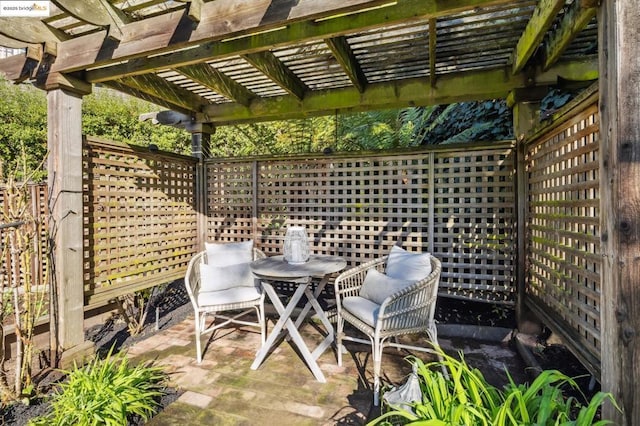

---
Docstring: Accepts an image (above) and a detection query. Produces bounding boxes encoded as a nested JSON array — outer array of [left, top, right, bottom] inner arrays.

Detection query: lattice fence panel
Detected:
[[526, 100, 601, 363], [0, 183, 49, 325], [84, 137, 198, 308], [206, 144, 517, 302], [432, 148, 516, 302], [206, 161, 256, 242]]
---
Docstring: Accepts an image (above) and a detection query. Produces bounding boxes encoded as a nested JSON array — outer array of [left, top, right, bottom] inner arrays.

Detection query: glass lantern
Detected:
[[283, 226, 310, 264]]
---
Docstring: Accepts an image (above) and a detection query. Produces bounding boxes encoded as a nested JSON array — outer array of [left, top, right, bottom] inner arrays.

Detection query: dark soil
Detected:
[[0, 283, 598, 424]]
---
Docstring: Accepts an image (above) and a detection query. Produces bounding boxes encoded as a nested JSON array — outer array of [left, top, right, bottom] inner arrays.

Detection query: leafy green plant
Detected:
[[370, 347, 618, 426], [29, 347, 168, 426]]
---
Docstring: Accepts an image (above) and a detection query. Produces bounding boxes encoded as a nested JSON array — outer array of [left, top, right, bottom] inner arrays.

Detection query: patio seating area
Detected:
[[125, 308, 525, 425]]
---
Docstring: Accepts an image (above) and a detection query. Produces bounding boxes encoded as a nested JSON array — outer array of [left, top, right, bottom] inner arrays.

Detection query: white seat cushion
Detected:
[[359, 268, 414, 305], [197, 286, 262, 306], [386, 246, 431, 281], [205, 240, 253, 267], [343, 296, 380, 327], [199, 261, 256, 292]]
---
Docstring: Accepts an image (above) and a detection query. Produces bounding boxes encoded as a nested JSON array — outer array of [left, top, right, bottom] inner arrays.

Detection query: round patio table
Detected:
[[249, 254, 346, 383]]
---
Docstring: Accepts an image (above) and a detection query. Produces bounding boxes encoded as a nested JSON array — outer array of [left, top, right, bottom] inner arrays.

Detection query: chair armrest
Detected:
[[334, 255, 388, 299], [377, 256, 442, 332], [185, 251, 206, 306]]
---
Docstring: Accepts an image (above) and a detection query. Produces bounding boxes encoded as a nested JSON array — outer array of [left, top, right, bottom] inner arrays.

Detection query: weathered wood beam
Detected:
[[197, 58, 597, 125], [242, 51, 307, 100], [177, 63, 255, 106], [103, 80, 195, 115], [201, 67, 524, 125], [429, 18, 437, 88], [0, 33, 31, 49], [51, 0, 131, 41], [510, 0, 565, 74], [542, 0, 597, 71], [51, 0, 393, 74], [0, 50, 40, 82], [325, 36, 367, 93], [599, 0, 640, 423], [187, 0, 204, 23], [83, 0, 516, 84], [0, 17, 67, 44], [118, 74, 209, 112]]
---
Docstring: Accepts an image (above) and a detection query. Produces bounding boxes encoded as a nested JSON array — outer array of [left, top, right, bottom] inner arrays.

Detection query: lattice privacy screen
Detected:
[[83, 137, 198, 308], [206, 144, 516, 302], [526, 98, 600, 369], [0, 184, 49, 307]]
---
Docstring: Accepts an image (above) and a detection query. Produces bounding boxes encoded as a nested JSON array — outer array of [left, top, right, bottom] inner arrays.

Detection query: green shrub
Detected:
[[29, 347, 167, 426], [370, 348, 618, 426]]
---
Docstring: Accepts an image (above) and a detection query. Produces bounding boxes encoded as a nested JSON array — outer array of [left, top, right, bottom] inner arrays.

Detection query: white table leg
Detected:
[[251, 282, 305, 370], [251, 281, 327, 383]]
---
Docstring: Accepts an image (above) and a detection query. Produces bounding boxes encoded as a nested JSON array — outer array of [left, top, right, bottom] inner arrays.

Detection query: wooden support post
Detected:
[[47, 78, 95, 367], [188, 122, 213, 249], [599, 0, 640, 423], [510, 92, 542, 331]]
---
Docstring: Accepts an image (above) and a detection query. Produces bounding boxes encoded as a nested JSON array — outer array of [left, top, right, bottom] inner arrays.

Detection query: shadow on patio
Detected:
[[125, 309, 524, 425]]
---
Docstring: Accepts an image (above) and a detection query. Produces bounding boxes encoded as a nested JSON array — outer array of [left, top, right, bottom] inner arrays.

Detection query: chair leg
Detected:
[[336, 316, 344, 366], [372, 338, 383, 406], [258, 304, 266, 346], [195, 311, 202, 363]]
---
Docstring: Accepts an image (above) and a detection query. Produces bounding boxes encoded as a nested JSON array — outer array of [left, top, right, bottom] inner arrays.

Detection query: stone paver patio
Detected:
[[126, 313, 522, 425]]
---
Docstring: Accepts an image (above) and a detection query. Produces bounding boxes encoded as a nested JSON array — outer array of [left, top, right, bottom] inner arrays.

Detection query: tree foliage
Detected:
[[0, 79, 191, 181], [0, 79, 47, 180], [2, 75, 558, 170]]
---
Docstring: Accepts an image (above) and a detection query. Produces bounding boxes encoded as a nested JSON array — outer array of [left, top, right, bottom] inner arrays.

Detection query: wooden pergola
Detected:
[[0, 0, 637, 423]]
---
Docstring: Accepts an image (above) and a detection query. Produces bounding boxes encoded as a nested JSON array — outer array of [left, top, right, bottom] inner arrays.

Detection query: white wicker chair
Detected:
[[185, 247, 267, 363], [334, 254, 442, 406]]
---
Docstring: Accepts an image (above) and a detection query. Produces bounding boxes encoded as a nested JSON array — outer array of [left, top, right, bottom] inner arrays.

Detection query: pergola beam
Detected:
[[177, 63, 255, 106], [242, 51, 307, 100], [542, 0, 597, 71], [49, 0, 393, 74], [510, 0, 565, 74], [51, 0, 131, 41], [0, 49, 40, 82], [202, 67, 526, 125], [325, 36, 367, 93], [56, 0, 517, 82], [103, 81, 193, 115], [196, 57, 597, 125], [117, 74, 209, 112]]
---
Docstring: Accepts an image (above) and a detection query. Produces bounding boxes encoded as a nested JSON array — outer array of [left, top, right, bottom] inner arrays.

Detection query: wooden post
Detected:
[[46, 75, 94, 366], [188, 122, 213, 249], [509, 91, 542, 329], [599, 0, 640, 423]]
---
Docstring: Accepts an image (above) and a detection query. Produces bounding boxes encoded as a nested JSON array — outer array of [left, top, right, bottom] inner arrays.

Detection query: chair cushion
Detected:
[[359, 268, 414, 305], [205, 240, 253, 267], [343, 296, 380, 327], [200, 261, 255, 292], [197, 286, 262, 306], [386, 245, 432, 281]]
